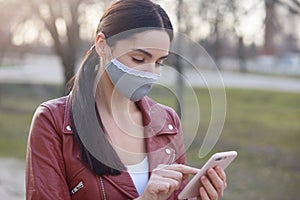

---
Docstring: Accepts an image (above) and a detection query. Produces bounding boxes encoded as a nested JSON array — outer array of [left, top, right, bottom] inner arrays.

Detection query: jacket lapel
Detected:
[[138, 97, 178, 171]]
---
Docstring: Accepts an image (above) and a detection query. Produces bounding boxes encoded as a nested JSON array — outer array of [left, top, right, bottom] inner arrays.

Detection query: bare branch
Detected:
[[291, 0, 300, 8], [274, 0, 300, 15]]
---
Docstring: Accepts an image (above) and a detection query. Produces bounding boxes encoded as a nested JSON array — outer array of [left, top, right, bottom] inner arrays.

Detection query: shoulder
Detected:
[[31, 95, 70, 134], [35, 95, 69, 117], [40, 95, 69, 112]]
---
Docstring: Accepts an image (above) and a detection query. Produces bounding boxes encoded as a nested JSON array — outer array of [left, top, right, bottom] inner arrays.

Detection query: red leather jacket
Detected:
[[26, 95, 188, 200]]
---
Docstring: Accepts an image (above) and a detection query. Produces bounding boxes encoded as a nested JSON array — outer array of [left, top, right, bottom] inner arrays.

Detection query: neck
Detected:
[[95, 69, 138, 117]]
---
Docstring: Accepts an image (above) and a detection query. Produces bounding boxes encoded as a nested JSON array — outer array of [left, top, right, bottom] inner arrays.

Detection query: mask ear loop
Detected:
[[88, 45, 100, 72], [106, 45, 115, 64], [90, 45, 96, 50]]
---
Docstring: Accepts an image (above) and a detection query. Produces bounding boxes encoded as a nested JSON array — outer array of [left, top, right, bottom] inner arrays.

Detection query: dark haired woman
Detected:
[[26, 0, 227, 199]]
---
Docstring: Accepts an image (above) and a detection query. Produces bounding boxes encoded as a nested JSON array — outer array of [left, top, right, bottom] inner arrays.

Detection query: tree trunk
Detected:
[[262, 0, 276, 55], [238, 36, 247, 72], [174, 0, 185, 118]]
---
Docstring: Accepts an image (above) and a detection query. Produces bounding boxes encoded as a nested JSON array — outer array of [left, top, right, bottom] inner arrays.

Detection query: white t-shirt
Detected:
[[125, 156, 149, 196]]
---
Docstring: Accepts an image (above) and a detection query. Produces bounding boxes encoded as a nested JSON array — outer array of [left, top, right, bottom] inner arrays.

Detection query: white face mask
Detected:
[[105, 58, 160, 101]]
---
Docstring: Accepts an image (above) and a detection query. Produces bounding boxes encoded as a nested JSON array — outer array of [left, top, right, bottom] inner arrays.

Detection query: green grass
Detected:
[[149, 86, 300, 199], [1, 83, 300, 199], [0, 83, 62, 158]]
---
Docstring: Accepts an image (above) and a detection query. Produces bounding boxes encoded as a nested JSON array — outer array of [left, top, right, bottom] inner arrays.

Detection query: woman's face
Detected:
[[106, 30, 170, 75]]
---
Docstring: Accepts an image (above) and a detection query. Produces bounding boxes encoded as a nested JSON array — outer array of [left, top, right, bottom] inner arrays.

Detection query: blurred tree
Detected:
[[197, 0, 243, 70], [0, 0, 26, 65], [26, 0, 112, 87], [0, 0, 21, 101], [274, 0, 300, 14], [174, 0, 184, 117], [237, 36, 246, 72], [156, 0, 194, 116], [261, 0, 300, 55], [197, 0, 271, 71], [262, 0, 277, 55], [27, 0, 82, 86]]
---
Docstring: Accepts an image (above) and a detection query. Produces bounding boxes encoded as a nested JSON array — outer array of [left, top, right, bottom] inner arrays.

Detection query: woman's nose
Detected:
[[150, 63, 160, 75]]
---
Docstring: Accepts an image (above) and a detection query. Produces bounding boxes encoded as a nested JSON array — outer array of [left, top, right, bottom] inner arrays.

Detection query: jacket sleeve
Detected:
[[26, 105, 71, 200]]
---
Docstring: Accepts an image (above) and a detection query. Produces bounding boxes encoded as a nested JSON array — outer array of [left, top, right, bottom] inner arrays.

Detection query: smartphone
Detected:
[[178, 151, 238, 199]]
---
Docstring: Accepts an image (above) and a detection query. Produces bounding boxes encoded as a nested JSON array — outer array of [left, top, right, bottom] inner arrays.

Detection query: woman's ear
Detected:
[[95, 32, 106, 57]]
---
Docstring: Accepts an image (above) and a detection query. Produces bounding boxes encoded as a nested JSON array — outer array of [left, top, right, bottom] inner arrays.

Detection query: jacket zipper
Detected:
[[71, 181, 84, 195], [100, 177, 107, 200]]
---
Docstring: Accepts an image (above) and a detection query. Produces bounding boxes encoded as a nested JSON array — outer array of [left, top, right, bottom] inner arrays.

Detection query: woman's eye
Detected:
[[156, 63, 163, 67], [132, 57, 144, 63], [156, 61, 164, 67]]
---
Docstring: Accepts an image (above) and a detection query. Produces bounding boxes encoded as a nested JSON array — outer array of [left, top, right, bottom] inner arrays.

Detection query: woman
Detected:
[[26, 0, 227, 199]]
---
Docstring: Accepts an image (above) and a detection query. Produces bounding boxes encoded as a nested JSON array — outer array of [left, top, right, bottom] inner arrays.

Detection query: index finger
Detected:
[[166, 164, 200, 175]]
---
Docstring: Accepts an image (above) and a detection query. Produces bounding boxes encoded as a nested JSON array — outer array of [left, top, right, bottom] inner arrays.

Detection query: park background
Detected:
[[0, 0, 300, 199]]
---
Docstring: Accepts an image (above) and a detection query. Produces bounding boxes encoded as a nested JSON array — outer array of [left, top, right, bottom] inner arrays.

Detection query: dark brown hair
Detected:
[[97, 0, 173, 44], [70, 0, 173, 176]]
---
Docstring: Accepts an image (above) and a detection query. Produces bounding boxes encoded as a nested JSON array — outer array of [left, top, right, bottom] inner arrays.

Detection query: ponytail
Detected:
[[70, 46, 125, 176]]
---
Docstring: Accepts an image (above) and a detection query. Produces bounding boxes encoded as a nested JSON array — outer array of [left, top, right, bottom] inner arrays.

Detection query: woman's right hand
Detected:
[[136, 164, 199, 200]]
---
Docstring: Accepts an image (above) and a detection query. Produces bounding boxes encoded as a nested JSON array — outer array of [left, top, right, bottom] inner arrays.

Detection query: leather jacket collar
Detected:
[[62, 94, 179, 137]]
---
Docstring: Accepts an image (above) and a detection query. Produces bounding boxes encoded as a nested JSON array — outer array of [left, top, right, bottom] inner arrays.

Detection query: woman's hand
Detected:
[[136, 164, 199, 200], [198, 166, 227, 200]]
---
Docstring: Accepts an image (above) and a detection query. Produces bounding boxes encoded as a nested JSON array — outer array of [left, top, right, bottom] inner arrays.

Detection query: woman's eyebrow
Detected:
[[132, 49, 153, 58], [132, 48, 169, 59]]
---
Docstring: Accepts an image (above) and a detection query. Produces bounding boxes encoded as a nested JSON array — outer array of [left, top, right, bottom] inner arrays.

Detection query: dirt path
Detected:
[[0, 158, 25, 200]]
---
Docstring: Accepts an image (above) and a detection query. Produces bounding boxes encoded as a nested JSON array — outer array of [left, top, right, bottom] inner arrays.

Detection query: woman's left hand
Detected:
[[198, 166, 227, 200]]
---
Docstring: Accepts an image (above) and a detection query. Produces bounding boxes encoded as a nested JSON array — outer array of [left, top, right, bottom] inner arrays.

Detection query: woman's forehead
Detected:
[[112, 30, 170, 56]]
